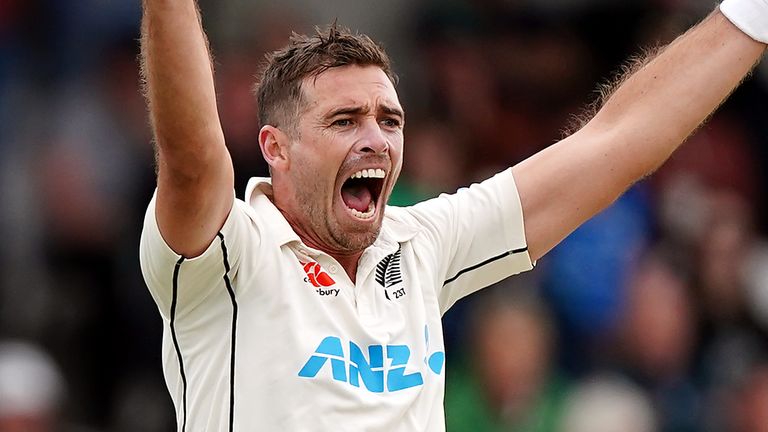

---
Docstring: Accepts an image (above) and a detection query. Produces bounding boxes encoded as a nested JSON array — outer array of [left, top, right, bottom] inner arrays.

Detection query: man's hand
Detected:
[[513, 8, 766, 261], [141, 0, 234, 257]]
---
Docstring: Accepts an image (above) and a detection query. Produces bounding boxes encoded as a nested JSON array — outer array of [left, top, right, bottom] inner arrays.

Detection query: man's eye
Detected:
[[332, 119, 353, 127], [381, 118, 401, 128]]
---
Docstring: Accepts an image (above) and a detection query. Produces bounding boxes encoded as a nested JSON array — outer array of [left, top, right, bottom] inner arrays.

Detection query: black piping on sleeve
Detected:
[[443, 247, 528, 287]]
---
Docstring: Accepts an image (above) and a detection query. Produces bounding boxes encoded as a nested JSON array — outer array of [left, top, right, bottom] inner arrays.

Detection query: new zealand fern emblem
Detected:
[[375, 246, 404, 300]]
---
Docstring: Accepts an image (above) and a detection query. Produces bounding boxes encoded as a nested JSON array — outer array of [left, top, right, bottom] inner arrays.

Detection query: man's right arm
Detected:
[[141, 0, 234, 258]]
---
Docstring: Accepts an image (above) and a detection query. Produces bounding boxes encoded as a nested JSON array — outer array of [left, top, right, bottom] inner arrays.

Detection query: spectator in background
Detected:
[[728, 364, 768, 432], [559, 374, 657, 432], [214, 10, 309, 195], [0, 340, 67, 432], [688, 189, 768, 432], [388, 122, 465, 206], [445, 283, 570, 432], [617, 253, 700, 432], [541, 185, 652, 374]]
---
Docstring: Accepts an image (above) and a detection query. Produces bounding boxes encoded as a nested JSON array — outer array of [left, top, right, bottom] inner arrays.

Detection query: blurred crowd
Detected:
[[1, 0, 768, 431]]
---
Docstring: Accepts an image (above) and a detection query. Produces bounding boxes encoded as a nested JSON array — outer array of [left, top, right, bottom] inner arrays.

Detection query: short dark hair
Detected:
[[255, 24, 397, 133]]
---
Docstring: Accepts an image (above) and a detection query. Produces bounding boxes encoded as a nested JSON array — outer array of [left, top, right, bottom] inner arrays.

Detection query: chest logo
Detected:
[[375, 247, 405, 300], [298, 326, 445, 393], [301, 261, 336, 288]]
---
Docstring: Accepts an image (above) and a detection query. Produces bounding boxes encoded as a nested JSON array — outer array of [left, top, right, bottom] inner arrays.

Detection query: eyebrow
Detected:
[[381, 105, 405, 120], [325, 106, 369, 119], [324, 104, 405, 121]]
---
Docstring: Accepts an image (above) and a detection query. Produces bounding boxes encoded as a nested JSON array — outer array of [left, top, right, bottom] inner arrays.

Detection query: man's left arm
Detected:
[[513, 6, 766, 261]]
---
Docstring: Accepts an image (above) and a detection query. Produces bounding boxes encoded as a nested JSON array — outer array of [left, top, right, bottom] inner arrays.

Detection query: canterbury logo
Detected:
[[301, 261, 336, 288], [376, 247, 404, 300]]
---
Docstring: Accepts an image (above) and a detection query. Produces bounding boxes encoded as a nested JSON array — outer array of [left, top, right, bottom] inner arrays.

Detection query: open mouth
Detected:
[[340, 168, 386, 220]]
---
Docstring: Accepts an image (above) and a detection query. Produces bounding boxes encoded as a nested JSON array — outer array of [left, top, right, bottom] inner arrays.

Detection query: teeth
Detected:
[[347, 201, 376, 219], [350, 168, 386, 180]]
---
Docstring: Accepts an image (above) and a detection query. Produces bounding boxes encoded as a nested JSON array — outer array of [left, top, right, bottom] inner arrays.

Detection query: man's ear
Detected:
[[259, 125, 290, 172]]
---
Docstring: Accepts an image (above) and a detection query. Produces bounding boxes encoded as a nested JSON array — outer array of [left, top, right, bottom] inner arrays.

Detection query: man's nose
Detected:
[[356, 119, 389, 155]]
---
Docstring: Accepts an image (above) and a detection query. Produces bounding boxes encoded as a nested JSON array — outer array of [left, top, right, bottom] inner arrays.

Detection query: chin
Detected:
[[330, 222, 382, 252]]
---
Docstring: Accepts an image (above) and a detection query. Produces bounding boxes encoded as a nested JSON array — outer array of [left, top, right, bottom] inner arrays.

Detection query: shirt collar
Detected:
[[380, 208, 420, 244], [244, 177, 301, 247]]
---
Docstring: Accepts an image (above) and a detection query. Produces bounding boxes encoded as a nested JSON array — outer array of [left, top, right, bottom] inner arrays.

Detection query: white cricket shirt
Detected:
[[139, 168, 534, 431]]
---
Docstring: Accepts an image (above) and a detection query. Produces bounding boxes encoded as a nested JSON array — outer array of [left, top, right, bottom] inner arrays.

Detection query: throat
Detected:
[[333, 254, 361, 283]]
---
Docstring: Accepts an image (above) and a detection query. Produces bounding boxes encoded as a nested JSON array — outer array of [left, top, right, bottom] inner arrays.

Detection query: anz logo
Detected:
[[298, 326, 445, 393]]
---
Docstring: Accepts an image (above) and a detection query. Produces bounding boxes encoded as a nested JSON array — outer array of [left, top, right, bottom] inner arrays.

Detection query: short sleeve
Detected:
[[405, 169, 534, 313], [138, 191, 258, 320]]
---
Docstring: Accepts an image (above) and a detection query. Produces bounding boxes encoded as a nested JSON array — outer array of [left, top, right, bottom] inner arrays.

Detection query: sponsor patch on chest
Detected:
[[300, 260, 339, 297]]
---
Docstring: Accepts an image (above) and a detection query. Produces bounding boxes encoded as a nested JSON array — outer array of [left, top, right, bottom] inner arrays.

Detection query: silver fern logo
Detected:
[[375, 247, 405, 300]]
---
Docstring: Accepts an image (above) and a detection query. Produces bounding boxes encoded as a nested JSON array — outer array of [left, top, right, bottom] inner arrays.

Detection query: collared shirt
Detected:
[[139, 168, 533, 431]]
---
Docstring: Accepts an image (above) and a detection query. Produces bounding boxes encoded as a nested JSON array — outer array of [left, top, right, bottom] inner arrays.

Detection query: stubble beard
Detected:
[[326, 213, 381, 252]]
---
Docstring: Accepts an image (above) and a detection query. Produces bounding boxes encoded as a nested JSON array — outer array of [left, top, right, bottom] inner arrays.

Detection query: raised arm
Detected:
[[141, 0, 234, 257], [513, 6, 766, 261]]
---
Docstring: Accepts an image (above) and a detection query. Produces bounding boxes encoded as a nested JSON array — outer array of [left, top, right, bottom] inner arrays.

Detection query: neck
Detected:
[[329, 252, 363, 283]]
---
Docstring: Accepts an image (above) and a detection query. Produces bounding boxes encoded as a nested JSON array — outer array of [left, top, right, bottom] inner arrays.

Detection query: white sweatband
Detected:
[[720, 0, 768, 44]]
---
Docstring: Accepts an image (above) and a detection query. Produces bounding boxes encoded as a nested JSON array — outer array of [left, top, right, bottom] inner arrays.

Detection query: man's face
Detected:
[[279, 64, 404, 255]]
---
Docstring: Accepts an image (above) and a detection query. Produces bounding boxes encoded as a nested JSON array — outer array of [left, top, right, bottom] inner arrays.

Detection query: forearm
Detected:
[[584, 9, 765, 181], [141, 0, 226, 171]]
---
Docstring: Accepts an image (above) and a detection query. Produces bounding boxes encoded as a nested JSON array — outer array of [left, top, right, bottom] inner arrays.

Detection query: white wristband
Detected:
[[720, 0, 768, 43]]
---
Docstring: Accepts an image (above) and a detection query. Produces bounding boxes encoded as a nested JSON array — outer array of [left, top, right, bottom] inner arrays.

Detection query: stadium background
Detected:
[[2, 0, 768, 430]]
